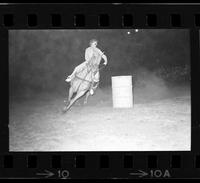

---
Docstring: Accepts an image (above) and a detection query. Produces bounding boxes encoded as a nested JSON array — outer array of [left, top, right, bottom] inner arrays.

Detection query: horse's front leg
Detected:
[[63, 86, 74, 113], [68, 86, 74, 102], [63, 90, 86, 112], [64, 86, 73, 104]]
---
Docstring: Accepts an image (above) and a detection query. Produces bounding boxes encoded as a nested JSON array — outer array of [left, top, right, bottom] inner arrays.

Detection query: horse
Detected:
[[62, 62, 100, 113]]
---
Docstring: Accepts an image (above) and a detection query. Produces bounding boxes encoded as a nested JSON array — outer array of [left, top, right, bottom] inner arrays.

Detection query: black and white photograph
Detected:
[[9, 29, 191, 151]]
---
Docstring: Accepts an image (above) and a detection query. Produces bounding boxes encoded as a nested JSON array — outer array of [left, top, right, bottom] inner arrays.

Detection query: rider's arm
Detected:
[[102, 54, 107, 65], [97, 48, 107, 65]]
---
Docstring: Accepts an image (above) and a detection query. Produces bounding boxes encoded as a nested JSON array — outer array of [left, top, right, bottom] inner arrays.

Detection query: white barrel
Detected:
[[111, 75, 133, 108]]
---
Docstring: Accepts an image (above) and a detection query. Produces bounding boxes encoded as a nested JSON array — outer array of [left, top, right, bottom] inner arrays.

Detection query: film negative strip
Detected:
[[0, 3, 199, 179]]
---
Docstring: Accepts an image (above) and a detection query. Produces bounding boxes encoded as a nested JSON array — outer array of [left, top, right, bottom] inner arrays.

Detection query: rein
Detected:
[[75, 75, 92, 83], [74, 64, 106, 83]]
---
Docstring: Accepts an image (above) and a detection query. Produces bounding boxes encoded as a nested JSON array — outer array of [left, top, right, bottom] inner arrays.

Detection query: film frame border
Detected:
[[0, 3, 199, 179]]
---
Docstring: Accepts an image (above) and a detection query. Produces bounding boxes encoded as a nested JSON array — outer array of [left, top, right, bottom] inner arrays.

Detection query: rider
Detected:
[[65, 39, 107, 83]]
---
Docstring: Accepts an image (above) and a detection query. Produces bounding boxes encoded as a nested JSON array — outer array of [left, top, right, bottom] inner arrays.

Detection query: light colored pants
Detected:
[[70, 61, 87, 76]]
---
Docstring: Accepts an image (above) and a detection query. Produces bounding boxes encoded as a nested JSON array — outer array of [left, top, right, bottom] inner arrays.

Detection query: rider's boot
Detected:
[[65, 74, 74, 82], [90, 88, 94, 95]]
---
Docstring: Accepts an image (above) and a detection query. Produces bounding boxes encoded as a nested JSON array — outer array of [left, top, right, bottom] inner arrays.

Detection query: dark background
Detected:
[[9, 29, 190, 99]]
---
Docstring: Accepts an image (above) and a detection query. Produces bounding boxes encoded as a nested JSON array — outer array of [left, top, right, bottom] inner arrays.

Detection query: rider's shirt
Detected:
[[85, 47, 104, 65]]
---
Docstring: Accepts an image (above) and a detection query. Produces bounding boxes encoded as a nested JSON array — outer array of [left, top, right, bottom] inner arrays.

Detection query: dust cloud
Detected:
[[78, 66, 190, 107]]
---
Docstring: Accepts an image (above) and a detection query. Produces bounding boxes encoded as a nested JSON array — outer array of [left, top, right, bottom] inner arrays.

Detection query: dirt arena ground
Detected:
[[9, 86, 191, 151]]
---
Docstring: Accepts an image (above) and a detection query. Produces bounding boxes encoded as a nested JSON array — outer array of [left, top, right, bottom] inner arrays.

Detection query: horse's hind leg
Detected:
[[84, 91, 90, 104], [65, 90, 86, 111]]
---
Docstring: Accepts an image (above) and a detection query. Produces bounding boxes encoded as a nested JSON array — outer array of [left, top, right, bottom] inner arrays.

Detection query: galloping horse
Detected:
[[62, 60, 102, 113]]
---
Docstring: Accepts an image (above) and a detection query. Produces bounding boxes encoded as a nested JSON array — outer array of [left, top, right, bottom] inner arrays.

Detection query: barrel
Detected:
[[111, 75, 133, 108]]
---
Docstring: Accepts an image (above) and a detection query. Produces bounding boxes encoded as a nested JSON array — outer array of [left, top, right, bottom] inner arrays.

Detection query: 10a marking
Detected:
[[150, 169, 171, 178]]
